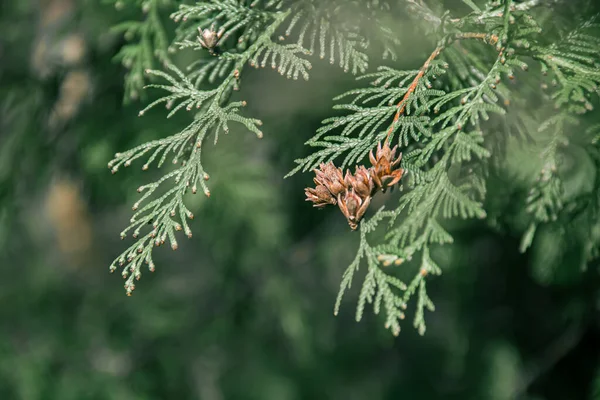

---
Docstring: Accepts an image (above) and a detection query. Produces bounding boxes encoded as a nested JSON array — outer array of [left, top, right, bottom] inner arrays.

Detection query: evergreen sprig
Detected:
[[109, 0, 400, 296], [108, 0, 177, 101], [334, 208, 442, 336], [292, 0, 600, 335], [108, 0, 600, 336], [108, 6, 293, 295], [520, 14, 600, 252]]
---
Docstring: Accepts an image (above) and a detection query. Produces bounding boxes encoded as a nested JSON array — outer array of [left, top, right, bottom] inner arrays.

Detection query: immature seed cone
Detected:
[[369, 141, 404, 191], [197, 24, 224, 50], [337, 189, 371, 230]]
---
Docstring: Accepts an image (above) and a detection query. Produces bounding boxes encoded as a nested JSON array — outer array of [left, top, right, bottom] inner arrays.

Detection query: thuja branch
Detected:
[[304, 33, 503, 226], [109, 0, 405, 296], [109, 8, 295, 295], [296, 2, 520, 335], [333, 208, 442, 337]]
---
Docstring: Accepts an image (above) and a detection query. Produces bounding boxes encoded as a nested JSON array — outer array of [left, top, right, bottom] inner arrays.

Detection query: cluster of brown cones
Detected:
[[305, 141, 404, 230]]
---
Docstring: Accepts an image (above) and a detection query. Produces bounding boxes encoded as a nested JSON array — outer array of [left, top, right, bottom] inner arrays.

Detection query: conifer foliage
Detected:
[[107, 0, 600, 336]]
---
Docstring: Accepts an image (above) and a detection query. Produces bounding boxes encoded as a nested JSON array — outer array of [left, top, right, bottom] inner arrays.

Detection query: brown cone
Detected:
[[369, 141, 404, 191]]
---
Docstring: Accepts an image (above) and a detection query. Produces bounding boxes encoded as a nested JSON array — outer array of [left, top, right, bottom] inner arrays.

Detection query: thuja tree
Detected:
[[107, 0, 600, 336]]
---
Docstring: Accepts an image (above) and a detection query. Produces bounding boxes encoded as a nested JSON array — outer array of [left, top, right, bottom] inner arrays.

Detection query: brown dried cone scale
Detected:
[[315, 162, 346, 197], [305, 143, 404, 230], [337, 189, 371, 230], [344, 166, 374, 199], [369, 141, 404, 191], [304, 185, 336, 208], [305, 162, 346, 208]]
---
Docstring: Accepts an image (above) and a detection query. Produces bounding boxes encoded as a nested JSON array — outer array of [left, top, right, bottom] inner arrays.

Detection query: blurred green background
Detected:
[[0, 0, 599, 399]]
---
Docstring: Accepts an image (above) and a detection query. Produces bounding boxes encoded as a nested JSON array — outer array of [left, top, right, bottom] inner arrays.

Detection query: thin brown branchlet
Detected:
[[305, 141, 404, 229]]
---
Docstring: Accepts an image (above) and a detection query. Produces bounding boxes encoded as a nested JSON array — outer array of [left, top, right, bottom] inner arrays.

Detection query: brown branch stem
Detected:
[[383, 32, 501, 145], [384, 44, 443, 145], [453, 32, 499, 45]]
